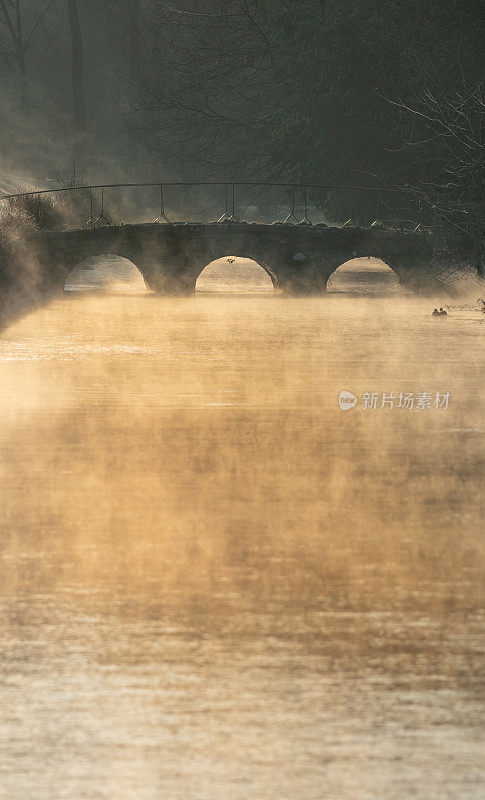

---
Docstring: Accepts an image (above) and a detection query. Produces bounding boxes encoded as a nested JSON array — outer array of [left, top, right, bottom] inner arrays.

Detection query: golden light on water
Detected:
[[0, 260, 483, 799]]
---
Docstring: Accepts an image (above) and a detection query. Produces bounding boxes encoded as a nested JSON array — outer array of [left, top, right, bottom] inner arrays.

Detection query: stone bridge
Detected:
[[44, 222, 435, 295]]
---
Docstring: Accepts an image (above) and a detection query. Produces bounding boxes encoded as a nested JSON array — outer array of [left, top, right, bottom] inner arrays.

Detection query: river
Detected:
[[0, 259, 483, 800]]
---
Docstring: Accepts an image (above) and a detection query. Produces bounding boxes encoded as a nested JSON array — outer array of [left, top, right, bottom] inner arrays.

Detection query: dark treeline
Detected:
[[0, 0, 144, 185], [0, 0, 483, 270]]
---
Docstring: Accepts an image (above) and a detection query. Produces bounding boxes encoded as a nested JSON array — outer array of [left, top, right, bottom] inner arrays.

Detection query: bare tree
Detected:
[[0, 0, 57, 113], [133, 0, 278, 177], [67, 0, 86, 131], [389, 81, 484, 276], [127, 0, 142, 168], [0, 0, 29, 110]]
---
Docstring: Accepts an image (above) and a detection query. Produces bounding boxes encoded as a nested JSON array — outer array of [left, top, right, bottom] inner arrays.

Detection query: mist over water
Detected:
[[0, 259, 483, 799]]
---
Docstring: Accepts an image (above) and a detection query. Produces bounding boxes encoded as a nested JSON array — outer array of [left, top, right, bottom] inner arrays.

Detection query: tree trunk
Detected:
[[129, 0, 142, 80], [127, 0, 142, 170], [14, 0, 28, 111], [67, 0, 86, 132], [0, 0, 29, 111]]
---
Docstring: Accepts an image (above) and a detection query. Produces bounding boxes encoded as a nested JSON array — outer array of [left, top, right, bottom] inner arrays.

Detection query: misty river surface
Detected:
[[0, 277, 484, 798]]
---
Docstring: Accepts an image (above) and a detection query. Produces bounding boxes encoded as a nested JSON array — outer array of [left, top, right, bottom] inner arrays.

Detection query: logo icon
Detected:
[[338, 390, 357, 410]]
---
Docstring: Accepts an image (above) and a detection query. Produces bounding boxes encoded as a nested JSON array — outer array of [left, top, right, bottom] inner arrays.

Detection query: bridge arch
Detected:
[[326, 257, 401, 294], [194, 256, 278, 293], [44, 223, 435, 298], [64, 254, 148, 293]]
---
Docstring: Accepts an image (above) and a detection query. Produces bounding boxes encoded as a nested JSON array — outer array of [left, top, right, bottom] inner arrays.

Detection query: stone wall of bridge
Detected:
[[0, 221, 440, 329], [42, 222, 437, 296]]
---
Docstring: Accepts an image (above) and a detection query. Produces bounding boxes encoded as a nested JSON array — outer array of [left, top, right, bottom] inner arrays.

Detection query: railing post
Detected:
[[300, 186, 312, 225], [86, 187, 95, 229], [229, 183, 239, 222], [283, 185, 299, 224], [93, 187, 111, 227], [217, 183, 231, 223], [155, 183, 171, 223]]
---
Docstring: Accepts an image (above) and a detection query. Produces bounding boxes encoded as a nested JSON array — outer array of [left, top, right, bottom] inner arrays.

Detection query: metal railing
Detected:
[[1, 180, 431, 233]]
